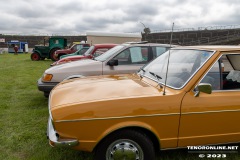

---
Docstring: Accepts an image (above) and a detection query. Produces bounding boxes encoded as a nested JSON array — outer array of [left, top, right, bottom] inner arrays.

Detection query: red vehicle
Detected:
[[53, 43, 90, 61], [51, 44, 117, 66]]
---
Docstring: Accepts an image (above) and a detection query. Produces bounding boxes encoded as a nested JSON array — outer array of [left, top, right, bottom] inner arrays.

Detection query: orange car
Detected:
[[47, 46, 240, 159]]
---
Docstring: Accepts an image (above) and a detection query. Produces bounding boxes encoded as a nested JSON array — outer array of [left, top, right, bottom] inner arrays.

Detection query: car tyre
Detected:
[[50, 48, 60, 61], [94, 129, 155, 160], [58, 53, 65, 59], [31, 52, 40, 61], [44, 92, 49, 98]]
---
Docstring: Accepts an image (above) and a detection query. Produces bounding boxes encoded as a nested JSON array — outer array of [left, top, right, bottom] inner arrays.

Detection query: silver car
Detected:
[[38, 42, 175, 97]]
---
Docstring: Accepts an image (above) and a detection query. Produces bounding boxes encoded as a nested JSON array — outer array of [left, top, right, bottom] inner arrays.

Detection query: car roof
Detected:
[[121, 42, 177, 47], [175, 45, 240, 52], [93, 44, 118, 47]]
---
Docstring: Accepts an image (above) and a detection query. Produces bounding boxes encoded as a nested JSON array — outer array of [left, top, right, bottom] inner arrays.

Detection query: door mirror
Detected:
[[107, 59, 118, 66], [194, 83, 212, 97]]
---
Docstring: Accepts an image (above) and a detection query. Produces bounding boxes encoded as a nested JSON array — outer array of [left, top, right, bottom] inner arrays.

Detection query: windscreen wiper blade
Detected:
[[149, 71, 163, 89], [149, 71, 162, 80], [139, 68, 145, 73]]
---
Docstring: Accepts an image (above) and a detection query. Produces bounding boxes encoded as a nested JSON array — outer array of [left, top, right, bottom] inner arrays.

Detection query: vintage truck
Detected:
[[31, 37, 67, 61]]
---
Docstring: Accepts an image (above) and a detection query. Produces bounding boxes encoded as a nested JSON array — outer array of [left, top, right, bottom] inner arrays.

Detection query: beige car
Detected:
[[38, 42, 174, 97]]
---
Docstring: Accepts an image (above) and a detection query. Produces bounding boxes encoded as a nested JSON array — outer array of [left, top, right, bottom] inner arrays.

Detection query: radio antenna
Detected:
[[163, 22, 174, 95]]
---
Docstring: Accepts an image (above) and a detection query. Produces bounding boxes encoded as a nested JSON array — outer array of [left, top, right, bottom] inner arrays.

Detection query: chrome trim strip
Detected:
[[213, 89, 240, 92], [182, 109, 240, 115], [55, 112, 180, 123], [55, 108, 240, 123]]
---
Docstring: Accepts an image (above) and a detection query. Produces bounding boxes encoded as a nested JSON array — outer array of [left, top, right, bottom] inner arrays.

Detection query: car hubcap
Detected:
[[106, 139, 144, 160]]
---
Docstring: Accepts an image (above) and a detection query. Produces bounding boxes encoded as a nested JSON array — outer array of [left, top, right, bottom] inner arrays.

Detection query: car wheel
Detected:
[[31, 52, 40, 61], [50, 48, 60, 61], [44, 92, 49, 98], [94, 129, 155, 160], [58, 54, 65, 59]]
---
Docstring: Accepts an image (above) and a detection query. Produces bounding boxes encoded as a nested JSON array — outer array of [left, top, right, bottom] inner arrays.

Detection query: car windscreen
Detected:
[[94, 45, 125, 62], [139, 49, 214, 89]]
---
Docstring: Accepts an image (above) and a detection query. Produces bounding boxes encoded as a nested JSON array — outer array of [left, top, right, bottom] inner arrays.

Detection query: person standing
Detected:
[[14, 45, 18, 55]]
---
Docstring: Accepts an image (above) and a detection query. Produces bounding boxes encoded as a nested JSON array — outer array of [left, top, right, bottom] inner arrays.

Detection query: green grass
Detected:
[[0, 53, 239, 160], [0, 53, 92, 160]]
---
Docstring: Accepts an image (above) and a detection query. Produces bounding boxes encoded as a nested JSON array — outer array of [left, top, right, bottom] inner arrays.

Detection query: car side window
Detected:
[[113, 47, 149, 65], [200, 60, 221, 90], [54, 40, 59, 44], [221, 54, 240, 90], [93, 48, 109, 57], [152, 47, 168, 59], [79, 48, 88, 55], [72, 45, 77, 50], [76, 45, 82, 50], [200, 54, 240, 90]]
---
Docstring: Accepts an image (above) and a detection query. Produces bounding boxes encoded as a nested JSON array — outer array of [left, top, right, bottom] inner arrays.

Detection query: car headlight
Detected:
[[42, 73, 53, 82]]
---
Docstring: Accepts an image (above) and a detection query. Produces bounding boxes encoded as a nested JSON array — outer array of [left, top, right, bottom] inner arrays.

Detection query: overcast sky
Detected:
[[0, 0, 240, 35]]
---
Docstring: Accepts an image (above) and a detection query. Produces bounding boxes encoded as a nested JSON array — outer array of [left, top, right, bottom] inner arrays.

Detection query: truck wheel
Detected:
[[31, 52, 40, 61], [50, 48, 59, 61], [94, 129, 155, 160]]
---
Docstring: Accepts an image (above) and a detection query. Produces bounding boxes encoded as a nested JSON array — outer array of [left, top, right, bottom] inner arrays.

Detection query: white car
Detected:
[[38, 42, 175, 97]]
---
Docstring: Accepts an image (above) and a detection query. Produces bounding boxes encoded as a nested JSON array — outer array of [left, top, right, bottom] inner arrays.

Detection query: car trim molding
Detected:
[[182, 109, 240, 115], [54, 109, 240, 123], [55, 112, 180, 122]]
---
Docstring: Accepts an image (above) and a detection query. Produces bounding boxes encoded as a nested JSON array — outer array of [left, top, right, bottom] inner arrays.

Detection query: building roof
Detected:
[[86, 31, 142, 38]]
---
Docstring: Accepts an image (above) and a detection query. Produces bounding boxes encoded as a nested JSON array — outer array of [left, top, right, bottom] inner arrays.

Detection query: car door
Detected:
[[102, 46, 150, 75], [178, 53, 240, 147]]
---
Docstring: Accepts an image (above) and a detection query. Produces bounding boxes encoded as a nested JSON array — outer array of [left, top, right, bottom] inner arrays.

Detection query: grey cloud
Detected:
[[0, 0, 240, 34], [54, 1, 85, 13], [122, 3, 158, 18]]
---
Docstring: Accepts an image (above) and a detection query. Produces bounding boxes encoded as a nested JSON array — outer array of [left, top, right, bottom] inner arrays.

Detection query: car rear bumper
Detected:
[[47, 117, 79, 147], [37, 78, 58, 93]]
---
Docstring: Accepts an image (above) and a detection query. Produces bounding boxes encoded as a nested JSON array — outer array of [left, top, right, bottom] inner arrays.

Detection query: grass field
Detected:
[[0, 53, 239, 160]]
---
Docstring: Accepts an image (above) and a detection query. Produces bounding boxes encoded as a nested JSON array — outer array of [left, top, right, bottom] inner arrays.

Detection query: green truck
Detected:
[[31, 37, 67, 61]]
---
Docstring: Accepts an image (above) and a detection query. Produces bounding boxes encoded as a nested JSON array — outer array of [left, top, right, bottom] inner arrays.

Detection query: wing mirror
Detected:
[[107, 59, 118, 66], [194, 83, 212, 97]]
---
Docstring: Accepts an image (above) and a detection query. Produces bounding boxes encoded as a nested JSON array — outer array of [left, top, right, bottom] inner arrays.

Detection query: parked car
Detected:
[[59, 47, 90, 59], [38, 42, 173, 97], [47, 45, 240, 159], [51, 44, 117, 66], [53, 43, 90, 61]]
